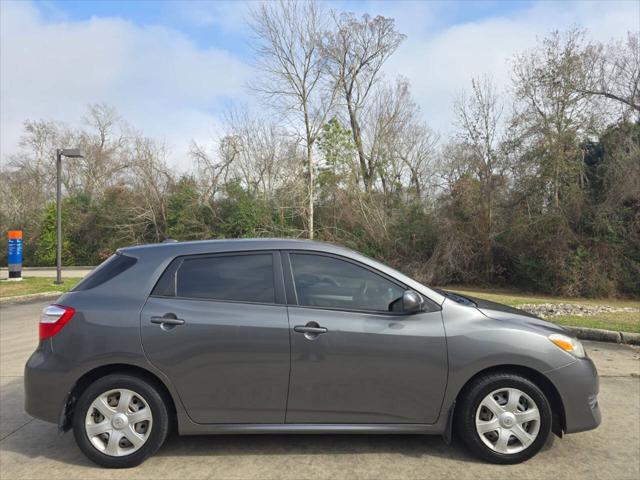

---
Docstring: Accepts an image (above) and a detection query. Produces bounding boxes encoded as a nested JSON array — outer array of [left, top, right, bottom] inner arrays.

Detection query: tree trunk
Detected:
[[307, 143, 314, 240], [303, 101, 314, 240], [411, 168, 421, 199], [485, 184, 493, 281], [554, 156, 560, 211], [346, 95, 369, 192]]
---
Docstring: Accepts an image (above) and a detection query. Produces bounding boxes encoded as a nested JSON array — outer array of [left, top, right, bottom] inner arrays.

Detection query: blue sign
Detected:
[[8, 238, 22, 265], [8, 231, 22, 279]]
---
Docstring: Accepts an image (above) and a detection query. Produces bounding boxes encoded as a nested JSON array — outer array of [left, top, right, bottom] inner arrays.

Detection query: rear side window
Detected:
[[153, 253, 275, 304], [72, 253, 137, 291]]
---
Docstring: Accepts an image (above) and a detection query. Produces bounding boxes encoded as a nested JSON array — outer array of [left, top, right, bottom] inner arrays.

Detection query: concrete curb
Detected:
[[620, 331, 640, 346], [0, 292, 63, 305], [563, 326, 640, 346]]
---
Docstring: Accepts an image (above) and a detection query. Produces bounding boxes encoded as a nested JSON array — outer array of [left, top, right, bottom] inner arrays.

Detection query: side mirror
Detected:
[[402, 290, 424, 313]]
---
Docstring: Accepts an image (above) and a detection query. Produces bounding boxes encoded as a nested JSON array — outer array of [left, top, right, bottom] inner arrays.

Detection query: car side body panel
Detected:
[[285, 307, 448, 424], [24, 290, 184, 426], [141, 296, 290, 423], [439, 299, 576, 408]]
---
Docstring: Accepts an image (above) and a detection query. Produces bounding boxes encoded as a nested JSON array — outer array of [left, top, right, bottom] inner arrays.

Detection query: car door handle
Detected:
[[150, 315, 185, 326], [294, 325, 328, 334]]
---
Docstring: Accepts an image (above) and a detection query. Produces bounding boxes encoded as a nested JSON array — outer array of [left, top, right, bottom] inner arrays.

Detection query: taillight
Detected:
[[39, 304, 75, 340]]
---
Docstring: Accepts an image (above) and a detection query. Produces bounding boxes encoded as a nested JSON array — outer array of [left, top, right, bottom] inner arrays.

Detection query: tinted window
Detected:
[[290, 253, 404, 312], [167, 254, 275, 303], [152, 258, 180, 297], [72, 253, 137, 291]]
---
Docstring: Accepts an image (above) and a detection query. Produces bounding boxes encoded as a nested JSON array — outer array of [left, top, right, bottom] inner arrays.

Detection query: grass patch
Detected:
[[446, 286, 640, 308], [442, 285, 640, 333], [0, 277, 82, 298], [552, 313, 640, 334]]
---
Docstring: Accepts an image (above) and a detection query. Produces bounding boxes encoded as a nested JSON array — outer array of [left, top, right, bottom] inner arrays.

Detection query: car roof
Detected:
[[118, 238, 353, 256]]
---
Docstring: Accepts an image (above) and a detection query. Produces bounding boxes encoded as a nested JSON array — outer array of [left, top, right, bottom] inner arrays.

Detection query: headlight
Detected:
[[549, 333, 586, 358]]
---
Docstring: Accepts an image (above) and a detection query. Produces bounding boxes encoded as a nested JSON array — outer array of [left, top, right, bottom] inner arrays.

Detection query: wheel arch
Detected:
[[60, 363, 178, 432], [452, 364, 566, 437]]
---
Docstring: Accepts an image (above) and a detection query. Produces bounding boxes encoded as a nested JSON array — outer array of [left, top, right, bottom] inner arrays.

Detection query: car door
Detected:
[[283, 251, 448, 424], [141, 250, 290, 424]]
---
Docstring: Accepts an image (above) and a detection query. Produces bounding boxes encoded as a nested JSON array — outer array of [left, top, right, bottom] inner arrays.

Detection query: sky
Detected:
[[1, 0, 638, 169]]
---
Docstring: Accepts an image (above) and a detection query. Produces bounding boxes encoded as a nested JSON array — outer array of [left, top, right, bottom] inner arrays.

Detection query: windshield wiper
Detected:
[[435, 289, 477, 307]]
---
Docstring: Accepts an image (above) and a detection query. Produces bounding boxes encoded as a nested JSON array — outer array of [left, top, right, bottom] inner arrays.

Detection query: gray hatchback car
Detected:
[[25, 239, 600, 468]]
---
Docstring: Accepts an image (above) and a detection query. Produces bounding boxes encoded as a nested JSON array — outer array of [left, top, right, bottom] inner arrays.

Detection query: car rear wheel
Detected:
[[72, 374, 169, 468], [455, 372, 552, 464]]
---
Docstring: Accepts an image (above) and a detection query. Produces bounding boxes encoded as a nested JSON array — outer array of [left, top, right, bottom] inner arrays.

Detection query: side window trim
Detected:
[[272, 251, 286, 304], [281, 251, 298, 305], [150, 250, 286, 305], [281, 250, 409, 314], [166, 257, 184, 297]]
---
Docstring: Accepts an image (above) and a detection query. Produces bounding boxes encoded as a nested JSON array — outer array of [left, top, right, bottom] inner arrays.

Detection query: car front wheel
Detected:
[[72, 374, 170, 468], [455, 372, 552, 464]]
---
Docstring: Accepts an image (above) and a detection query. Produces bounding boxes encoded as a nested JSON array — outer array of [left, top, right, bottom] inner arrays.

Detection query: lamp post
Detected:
[[55, 148, 84, 285]]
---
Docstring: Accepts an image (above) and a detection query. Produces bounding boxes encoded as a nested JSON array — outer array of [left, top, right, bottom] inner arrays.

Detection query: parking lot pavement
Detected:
[[1, 301, 638, 480]]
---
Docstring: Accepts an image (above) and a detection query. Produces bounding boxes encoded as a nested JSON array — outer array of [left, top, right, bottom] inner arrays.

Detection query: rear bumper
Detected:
[[24, 347, 73, 425], [546, 356, 601, 434]]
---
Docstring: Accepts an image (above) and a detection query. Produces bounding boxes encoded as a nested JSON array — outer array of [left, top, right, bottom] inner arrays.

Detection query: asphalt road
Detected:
[[1, 301, 638, 480]]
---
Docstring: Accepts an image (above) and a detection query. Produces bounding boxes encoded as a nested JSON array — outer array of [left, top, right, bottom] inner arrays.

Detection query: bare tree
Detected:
[[67, 104, 129, 198], [581, 32, 640, 118], [454, 76, 506, 278], [365, 79, 409, 197], [363, 78, 437, 200], [512, 29, 597, 211], [0, 119, 67, 239], [189, 136, 235, 206], [125, 135, 173, 241], [7, 106, 130, 205], [250, 0, 334, 239], [221, 108, 304, 199], [323, 12, 405, 192], [397, 123, 439, 200]]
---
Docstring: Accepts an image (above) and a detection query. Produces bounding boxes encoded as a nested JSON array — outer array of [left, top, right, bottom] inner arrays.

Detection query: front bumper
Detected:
[[546, 356, 601, 434]]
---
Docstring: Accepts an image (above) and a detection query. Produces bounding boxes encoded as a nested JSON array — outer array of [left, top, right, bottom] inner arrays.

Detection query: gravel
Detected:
[[517, 303, 639, 319]]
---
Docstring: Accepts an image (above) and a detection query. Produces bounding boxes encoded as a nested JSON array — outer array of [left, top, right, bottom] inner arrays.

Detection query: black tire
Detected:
[[454, 372, 552, 464], [72, 374, 170, 468]]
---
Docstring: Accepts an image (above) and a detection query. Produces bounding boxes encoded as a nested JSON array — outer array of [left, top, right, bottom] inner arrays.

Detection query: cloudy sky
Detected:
[[1, 0, 638, 169]]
